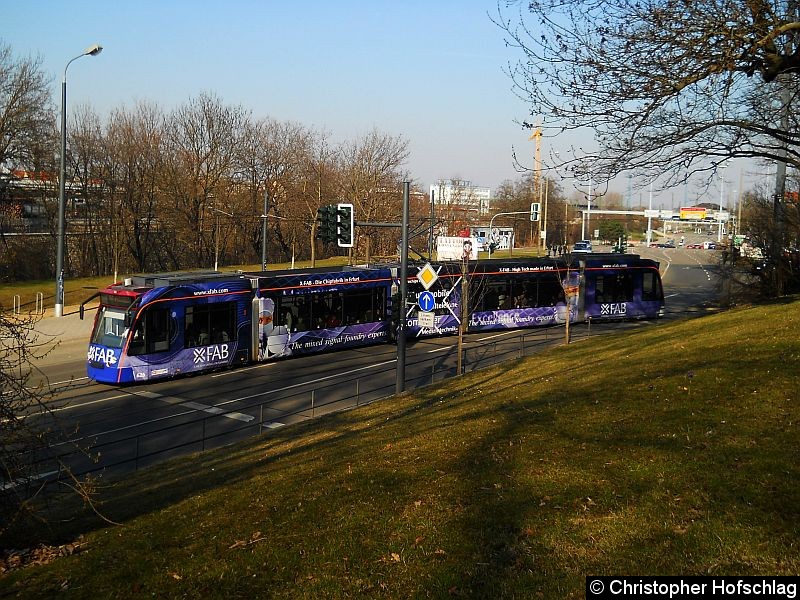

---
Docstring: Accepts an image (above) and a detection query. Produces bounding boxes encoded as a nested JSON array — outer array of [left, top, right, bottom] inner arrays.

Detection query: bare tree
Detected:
[[0, 314, 101, 537], [0, 42, 56, 280], [102, 101, 168, 273], [739, 183, 800, 293], [236, 117, 315, 266], [496, 0, 800, 185], [494, 175, 537, 246], [0, 41, 54, 172], [337, 129, 409, 262], [295, 131, 339, 267], [64, 104, 108, 277], [161, 92, 248, 269]]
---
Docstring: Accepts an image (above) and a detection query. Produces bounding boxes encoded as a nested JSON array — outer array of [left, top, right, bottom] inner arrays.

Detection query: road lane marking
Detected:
[[31, 359, 398, 421], [131, 390, 255, 422], [25, 375, 90, 392], [24, 392, 135, 418], [211, 362, 277, 377], [477, 330, 521, 342], [2, 470, 61, 492], [427, 346, 451, 354], [220, 359, 398, 406]]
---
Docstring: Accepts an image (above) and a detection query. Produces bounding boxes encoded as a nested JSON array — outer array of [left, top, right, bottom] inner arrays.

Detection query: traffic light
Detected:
[[530, 202, 541, 222], [336, 203, 354, 248], [316, 204, 337, 243]]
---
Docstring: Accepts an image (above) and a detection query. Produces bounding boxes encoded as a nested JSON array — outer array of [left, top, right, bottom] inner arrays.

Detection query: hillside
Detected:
[[2, 298, 799, 598]]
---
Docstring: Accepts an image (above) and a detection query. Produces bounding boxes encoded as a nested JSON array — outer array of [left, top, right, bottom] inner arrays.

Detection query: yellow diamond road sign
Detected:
[[416, 263, 438, 290]]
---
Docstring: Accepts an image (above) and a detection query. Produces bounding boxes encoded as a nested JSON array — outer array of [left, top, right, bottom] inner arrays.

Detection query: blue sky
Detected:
[[3, 0, 545, 192]]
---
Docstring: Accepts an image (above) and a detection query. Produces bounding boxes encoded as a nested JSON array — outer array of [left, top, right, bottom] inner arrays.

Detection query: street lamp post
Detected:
[[261, 187, 269, 271], [581, 176, 593, 241], [646, 181, 654, 246], [55, 44, 102, 318], [209, 206, 234, 270], [718, 166, 726, 242]]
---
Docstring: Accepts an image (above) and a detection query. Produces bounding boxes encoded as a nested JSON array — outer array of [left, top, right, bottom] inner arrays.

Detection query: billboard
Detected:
[[679, 207, 707, 220], [436, 236, 479, 261]]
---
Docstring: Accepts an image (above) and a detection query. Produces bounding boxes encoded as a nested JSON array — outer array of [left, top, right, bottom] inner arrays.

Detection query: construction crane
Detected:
[[529, 122, 545, 252], [528, 123, 542, 201]]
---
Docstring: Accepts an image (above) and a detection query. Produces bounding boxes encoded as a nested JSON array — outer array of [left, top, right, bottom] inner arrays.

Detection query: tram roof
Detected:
[[241, 264, 393, 280], [104, 254, 656, 294], [119, 270, 242, 290]]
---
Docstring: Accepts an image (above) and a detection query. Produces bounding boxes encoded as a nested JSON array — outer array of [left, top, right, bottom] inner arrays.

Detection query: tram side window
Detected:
[[594, 273, 634, 304], [280, 288, 386, 332], [128, 307, 171, 356], [312, 293, 342, 328], [185, 302, 236, 348], [474, 274, 565, 311], [476, 280, 510, 311], [342, 288, 385, 324], [279, 297, 312, 333], [642, 271, 662, 301], [507, 281, 527, 309], [535, 279, 564, 307]]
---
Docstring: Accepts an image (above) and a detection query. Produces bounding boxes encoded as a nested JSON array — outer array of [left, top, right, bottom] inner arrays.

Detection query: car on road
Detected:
[[686, 243, 703, 249], [703, 241, 717, 250], [571, 241, 592, 253]]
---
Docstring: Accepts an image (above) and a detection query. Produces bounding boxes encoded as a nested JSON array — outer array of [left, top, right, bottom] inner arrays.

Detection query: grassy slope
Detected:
[[1, 298, 799, 598]]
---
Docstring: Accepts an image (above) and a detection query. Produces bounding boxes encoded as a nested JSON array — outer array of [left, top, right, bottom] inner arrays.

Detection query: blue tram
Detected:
[[404, 254, 664, 337], [82, 255, 663, 384]]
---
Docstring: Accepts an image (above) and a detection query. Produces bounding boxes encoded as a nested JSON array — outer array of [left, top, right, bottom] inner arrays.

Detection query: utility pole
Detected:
[[317, 185, 411, 392], [428, 189, 436, 259], [261, 187, 269, 271], [772, 80, 791, 295], [456, 254, 469, 375], [396, 182, 410, 394]]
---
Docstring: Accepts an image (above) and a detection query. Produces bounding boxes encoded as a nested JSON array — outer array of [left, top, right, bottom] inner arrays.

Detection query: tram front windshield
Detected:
[[91, 307, 129, 349]]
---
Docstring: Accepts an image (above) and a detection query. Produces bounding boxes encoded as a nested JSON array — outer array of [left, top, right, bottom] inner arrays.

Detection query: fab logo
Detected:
[[192, 344, 230, 364], [88, 345, 118, 366], [600, 303, 627, 316]]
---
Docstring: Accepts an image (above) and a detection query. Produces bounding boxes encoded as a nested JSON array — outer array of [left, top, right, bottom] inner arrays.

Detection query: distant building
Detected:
[[429, 179, 491, 215]]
